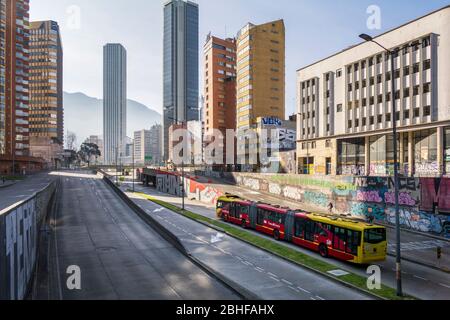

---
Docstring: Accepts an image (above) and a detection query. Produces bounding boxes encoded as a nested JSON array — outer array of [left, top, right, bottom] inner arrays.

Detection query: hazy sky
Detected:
[[31, 0, 450, 117]]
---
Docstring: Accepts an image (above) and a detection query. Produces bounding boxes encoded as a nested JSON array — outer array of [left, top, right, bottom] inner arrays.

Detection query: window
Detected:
[[337, 138, 365, 175], [336, 69, 342, 78], [364, 229, 386, 244], [413, 85, 420, 96], [413, 63, 420, 74], [295, 218, 305, 238], [423, 83, 431, 94], [337, 104, 343, 112], [414, 129, 438, 165], [424, 59, 431, 71], [424, 105, 431, 117], [370, 116, 374, 125], [404, 88, 410, 98], [404, 66, 410, 76]]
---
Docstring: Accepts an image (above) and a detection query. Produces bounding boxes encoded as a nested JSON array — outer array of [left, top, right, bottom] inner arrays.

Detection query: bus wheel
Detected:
[[319, 244, 328, 258], [241, 219, 247, 228], [273, 230, 280, 241]]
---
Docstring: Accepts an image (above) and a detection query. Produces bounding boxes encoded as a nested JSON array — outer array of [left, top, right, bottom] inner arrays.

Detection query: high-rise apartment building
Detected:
[[0, 0, 43, 174], [103, 43, 127, 165], [236, 19, 286, 171], [29, 20, 63, 168], [296, 6, 450, 177], [163, 0, 199, 161], [203, 34, 236, 166]]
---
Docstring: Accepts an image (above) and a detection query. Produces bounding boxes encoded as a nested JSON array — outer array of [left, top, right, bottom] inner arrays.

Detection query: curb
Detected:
[[0, 182, 16, 189], [100, 173, 259, 300], [139, 193, 388, 300], [387, 252, 450, 274]]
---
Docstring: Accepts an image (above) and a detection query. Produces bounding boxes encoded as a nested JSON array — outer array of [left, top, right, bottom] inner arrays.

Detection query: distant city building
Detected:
[[29, 20, 64, 168], [297, 6, 450, 177], [149, 124, 162, 165], [236, 19, 286, 171], [163, 0, 199, 161], [134, 129, 151, 165], [255, 116, 296, 173], [203, 33, 237, 167], [103, 43, 127, 165], [0, 0, 44, 174]]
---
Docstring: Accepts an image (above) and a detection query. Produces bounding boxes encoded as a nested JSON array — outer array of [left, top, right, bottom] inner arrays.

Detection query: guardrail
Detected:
[[0, 181, 56, 300]]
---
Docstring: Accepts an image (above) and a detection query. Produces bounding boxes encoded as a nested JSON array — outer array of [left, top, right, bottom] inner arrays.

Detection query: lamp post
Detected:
[[168, 116, 186, 211], [359, 33, 402, 296]]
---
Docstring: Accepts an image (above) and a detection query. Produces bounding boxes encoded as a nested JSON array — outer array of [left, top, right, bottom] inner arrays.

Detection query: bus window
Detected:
[[346, 229, 361, 255], [333, 227, 346, 252], [240, 205, 249, 215], [304, 220, 316, 242], [295, 218, 305, 238], [257, 208, 266, 225], [364, 228, 386, 244], [217, 201, 224, 209]]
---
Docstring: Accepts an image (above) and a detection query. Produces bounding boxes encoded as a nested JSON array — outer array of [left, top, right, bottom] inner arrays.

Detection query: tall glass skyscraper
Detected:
[[103, 43, 127, 165], [163, 0, 199, 160]]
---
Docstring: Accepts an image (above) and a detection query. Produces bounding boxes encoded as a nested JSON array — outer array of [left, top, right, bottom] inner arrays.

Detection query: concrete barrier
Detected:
[[0, 181, 56, 300]]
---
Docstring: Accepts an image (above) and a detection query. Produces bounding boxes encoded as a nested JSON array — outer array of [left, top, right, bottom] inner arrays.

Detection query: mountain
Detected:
[[63, 92, 161, 145]]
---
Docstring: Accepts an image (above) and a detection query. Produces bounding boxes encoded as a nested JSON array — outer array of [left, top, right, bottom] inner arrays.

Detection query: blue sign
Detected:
[[262, 117, 282, 126]]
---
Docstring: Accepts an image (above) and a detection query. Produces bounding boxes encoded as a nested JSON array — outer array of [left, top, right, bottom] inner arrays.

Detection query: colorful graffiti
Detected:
[[282, 186, 302, 202], [356, 190, 383, 203], [385, 207, 445, 234], [350, 202, 386, 221], [303, 191, 328, 208]]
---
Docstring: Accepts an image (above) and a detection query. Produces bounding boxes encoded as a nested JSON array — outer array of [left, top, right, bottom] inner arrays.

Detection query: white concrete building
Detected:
[[297, 6, 450, 177]]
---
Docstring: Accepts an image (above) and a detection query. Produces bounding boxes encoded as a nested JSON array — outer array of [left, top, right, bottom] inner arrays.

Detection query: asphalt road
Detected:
[[32, 171, 240, 300], [119, 183, 372, 300], [129, 182, 450, 300], [0, 172, 56, 211]]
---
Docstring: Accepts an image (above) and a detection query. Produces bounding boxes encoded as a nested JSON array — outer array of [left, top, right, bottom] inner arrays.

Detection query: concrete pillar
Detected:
[[408, 131, 414, 177], [365, 136, 370, 176], [437, 126, 444, 176], [332, 139, 338, 176]]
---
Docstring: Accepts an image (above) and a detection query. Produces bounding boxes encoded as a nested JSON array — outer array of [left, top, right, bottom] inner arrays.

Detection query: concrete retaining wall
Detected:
[[0, 181, 56, 300]]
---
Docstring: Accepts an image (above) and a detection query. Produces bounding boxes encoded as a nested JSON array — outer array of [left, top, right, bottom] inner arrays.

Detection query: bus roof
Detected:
[[296, 212, 385, 231]]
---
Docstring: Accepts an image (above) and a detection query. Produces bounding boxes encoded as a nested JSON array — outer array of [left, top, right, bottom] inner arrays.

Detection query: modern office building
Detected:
[[134, 129, 151, 165], [163, 0, 199, 161], [29, 20, 64, 168], [84, 135, 104, 164], [203, 33, 236, 167], [236, 19, 286, 171], [149, 124, 162, 165], [296, 6, 450, 177], [103, 43, 127, 165], [0, 0, 44, 174]]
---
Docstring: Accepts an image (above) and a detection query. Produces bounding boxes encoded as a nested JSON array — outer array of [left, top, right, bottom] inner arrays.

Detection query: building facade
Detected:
[[103, 43, 127, 165], [0, 0, 44, 174], [84, 135, 104, 164], [297, 6, 450, 178], [203, 34, 236, 167], [236, 19, 285, 171], [149, 124, 162, 165], [163, 0, 199, 161], [29, 20, 63, 168], [134, 129, 151, 165]]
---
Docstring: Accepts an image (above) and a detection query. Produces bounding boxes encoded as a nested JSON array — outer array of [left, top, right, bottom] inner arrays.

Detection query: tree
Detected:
[[78, 143, 101, 167], [66, 131, 78, 151]]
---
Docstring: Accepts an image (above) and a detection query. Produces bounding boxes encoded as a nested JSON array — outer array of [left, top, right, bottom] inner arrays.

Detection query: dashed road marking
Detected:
[[281, 279, 293, 286], [267, 272, 278, 278], [297, 287, 311, 294], [270, 276, 280, 282], [288, 286, 300, 293], [255, 267, 264, 273], [316, 296, 325, 300], [439, 283, 450, 289], [413, 275, 428, 281]]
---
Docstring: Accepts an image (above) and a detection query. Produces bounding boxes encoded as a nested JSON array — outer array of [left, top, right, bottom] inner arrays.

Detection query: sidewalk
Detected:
[[0, 181, 16, 189]]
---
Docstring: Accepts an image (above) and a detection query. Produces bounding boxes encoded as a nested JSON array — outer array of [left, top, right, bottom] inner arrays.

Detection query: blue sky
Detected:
[[31, 0, 450, 117]]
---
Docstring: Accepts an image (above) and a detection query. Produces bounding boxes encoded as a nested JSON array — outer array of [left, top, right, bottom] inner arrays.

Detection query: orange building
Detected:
[[0, 0, 44, 174], [203, 34, 237, 167]]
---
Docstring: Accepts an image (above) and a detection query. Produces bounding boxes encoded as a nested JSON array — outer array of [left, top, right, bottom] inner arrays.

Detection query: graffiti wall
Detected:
[[156, 173, 223, 206], [230, 173, 450, 236]]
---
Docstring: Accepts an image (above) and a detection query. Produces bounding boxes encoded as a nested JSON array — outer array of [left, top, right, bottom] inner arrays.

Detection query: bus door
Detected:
[[304, 220, 316, 242], [284, 211, 295, 242], [249, 204, 257, 229]]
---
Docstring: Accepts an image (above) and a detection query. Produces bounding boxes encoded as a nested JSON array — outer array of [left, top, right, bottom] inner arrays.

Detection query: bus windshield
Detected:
[[364, 228, 386, 244]]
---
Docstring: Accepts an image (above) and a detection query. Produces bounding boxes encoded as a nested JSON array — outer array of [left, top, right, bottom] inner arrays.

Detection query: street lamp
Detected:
[[168, 116, 186, 211], [359, 33, 402, 296]]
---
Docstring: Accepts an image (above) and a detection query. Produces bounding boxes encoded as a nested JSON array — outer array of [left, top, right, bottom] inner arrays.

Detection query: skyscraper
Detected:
[[163, 0, 199, 161], [236, 20, 286, 171], [29, 20, 64, 168], [103, 43, 127, 165], [0, 0, 44, 174]]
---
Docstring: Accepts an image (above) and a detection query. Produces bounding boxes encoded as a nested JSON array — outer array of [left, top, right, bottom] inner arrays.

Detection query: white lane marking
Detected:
[[288, 286, 300, 293], [413, 275, 428, 281], [267, 272, 278, 278], [255, 267, 265, 273], [270, 276, 280, 282], [310, 297, 317, 300], [297, 287, 311, 294], [281, 279, 293, 286], [316, 296, 326, 300], [242, 261, 253, 266], [439, 283, 450, 289]]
